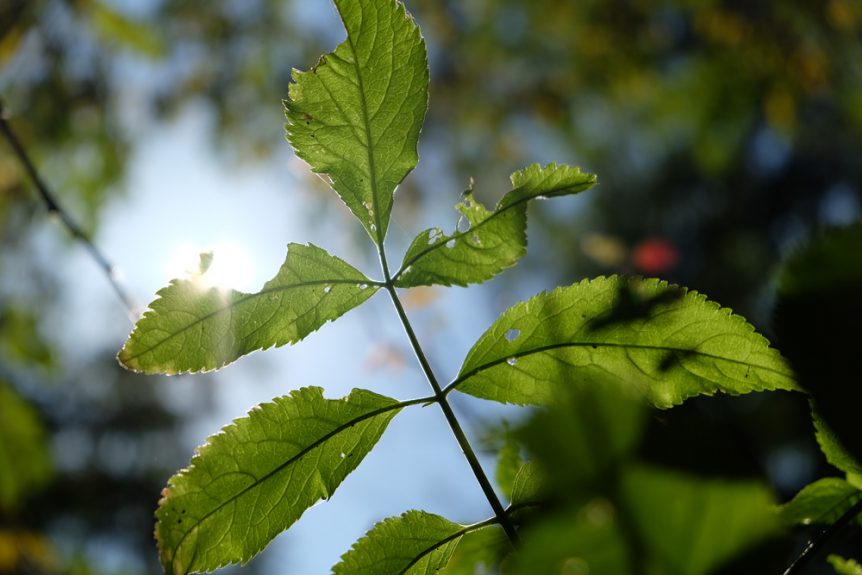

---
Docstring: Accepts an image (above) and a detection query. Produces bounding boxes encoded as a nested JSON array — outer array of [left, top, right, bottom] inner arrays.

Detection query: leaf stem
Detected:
[[377, 243, 520, 546], [782, 496, 862, 575]]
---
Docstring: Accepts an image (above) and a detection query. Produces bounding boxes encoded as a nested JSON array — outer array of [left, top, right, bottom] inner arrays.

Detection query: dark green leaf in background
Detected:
[[119, 243, 377, 374], [0, 382, 52, 512], [774, 224, 862, 468], [156, 387, 403, 574], [505, 499, 634, 575], [453, 276, 797, 408], [621, 465, 780, 575], [395, 163, 596, 287], [284, 0, 428, 243]]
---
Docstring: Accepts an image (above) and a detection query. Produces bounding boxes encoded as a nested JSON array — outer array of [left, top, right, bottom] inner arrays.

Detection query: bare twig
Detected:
[[782, 496, 862, 575], [0, 99, 138, 322]]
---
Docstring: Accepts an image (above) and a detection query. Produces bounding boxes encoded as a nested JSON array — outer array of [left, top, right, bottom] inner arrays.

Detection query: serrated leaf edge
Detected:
[[157, 387, 416, 573], [394, 163, 596, 285], [448, 275, 798, 407], [333, 510, 498, 575], [118, 242, 380, 375]]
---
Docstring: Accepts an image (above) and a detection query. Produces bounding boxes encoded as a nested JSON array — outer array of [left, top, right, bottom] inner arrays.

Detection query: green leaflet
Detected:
[[284, 0, 428, 243], [451, 276, 798, 408], [780, 478, 862, 527], [333, 510, 492, 575], [509, 461, 544, 508], [494, 429, 523, 501], [829, 555, 862, 575], [395, 163, 596, 287], [118, 243, 377, 374], [814, 407, 862, 478], [156, 387, 403, 574], [621, 465, 779, 575], [0, 382, 52, 512], [437, 527, 507, 575]]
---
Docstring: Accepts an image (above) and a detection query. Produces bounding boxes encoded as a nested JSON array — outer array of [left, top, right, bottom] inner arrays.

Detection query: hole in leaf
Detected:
[[457, 215, 470, 233], [339, 452, 346, 459], [446, 239, 456, 249], [505, 329, 520, 341], [358, 283, 369, 290], [428, 229, 443, 245], [323, 285, 332, 294], [403, 265, 413, 275], [507, 357, 518, 366], [471, 234, 481, 246], [370, 224, 377, 232]]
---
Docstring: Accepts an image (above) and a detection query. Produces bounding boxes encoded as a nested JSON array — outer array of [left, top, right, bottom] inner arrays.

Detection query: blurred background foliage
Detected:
[[1, 0, 861, 573]]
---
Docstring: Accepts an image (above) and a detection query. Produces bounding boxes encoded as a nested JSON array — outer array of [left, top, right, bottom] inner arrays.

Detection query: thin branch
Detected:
[[0, 100, 138, 321], [782, 497, 862, 575]]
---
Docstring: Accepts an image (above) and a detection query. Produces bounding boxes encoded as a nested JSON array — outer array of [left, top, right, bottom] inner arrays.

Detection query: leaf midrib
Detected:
[[342, 10, 384, 246], [397, 518, 499, 575], [121, 279, 381, 365], [166, 396, 426, 567], [448, 341, 797, 393]]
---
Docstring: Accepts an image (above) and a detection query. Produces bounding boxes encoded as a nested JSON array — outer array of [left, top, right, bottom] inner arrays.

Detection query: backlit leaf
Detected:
[[333, 510, 492, 575], [284, 0, 428, 243], [452, 276, 797, 408], [780, 478, 862, 527], [119, 243, 377, 374], [156, 387, 403, 574], [395, 163, 596, 287]]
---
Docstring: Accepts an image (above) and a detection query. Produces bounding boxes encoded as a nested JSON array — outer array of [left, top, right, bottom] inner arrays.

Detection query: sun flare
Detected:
[[164, 241, 255, 292]]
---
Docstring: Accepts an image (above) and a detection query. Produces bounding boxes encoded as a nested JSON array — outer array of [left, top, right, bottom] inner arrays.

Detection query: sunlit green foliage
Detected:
[[156, 387, 402, 574], [333, 511, 490, 575], [119, 244, 377, 374], [453, 276, 796, 408], [395, 163, 595, 287], [108, 0, 862, 573], [284, 0, 428, 243]]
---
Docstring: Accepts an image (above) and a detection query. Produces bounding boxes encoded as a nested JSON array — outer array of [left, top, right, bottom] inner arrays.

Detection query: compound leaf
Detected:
[[119, 243, 377, 374], [452, 276, 797, 408], [284, 0, 428, 243], [333, 510, 491, 575], [156, 387, 403, 574], [395, 163, 596, 287], [780, 478, 862, 527]]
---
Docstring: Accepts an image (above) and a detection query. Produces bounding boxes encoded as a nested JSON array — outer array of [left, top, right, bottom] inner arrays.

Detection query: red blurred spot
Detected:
[[632, 239, 679, 274]]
